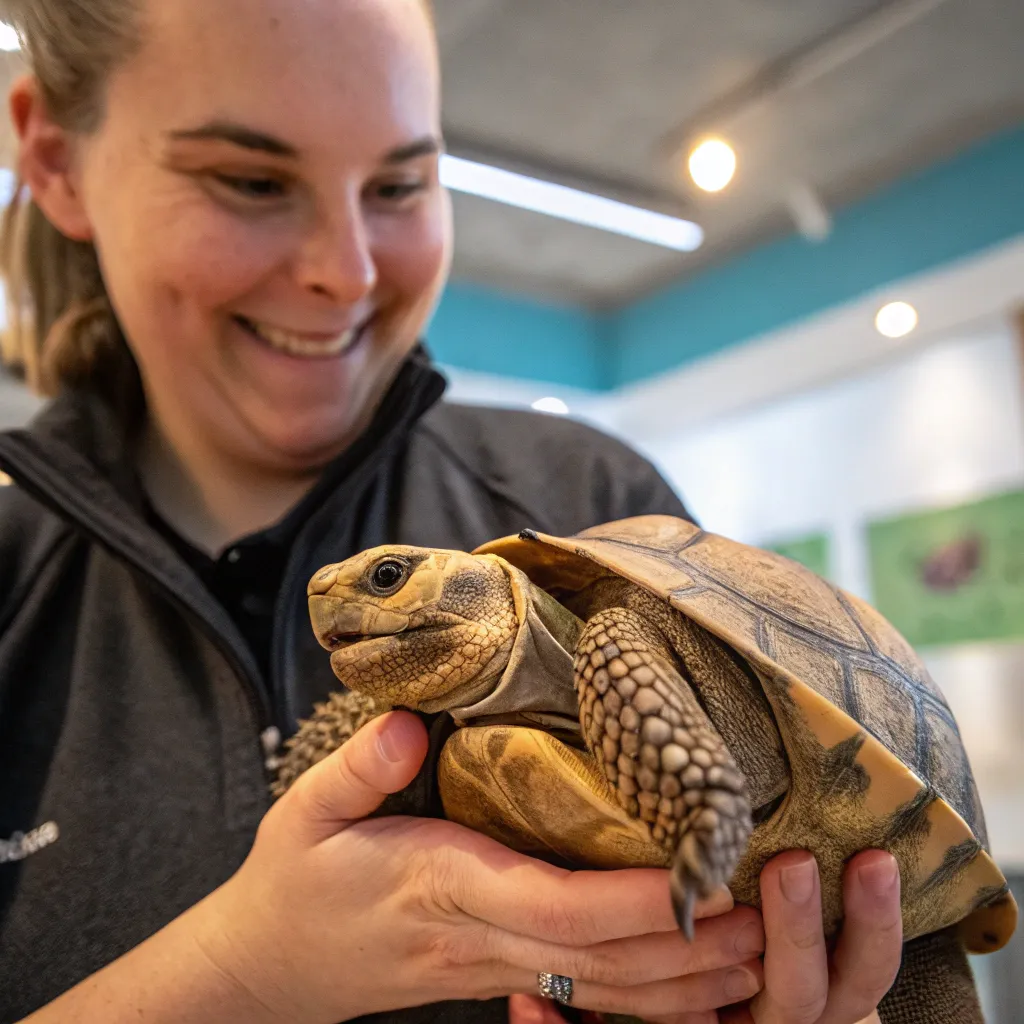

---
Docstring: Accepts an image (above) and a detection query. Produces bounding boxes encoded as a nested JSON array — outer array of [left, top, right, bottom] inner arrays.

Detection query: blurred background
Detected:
[[0, 0, 1022, 1015]]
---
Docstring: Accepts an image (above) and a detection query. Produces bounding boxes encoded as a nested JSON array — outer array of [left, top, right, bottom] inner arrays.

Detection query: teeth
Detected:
[[242, 317, 359, 357]]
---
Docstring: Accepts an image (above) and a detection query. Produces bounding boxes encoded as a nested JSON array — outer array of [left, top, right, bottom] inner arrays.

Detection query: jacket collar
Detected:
[[0, 345, 448, 721], [8, 343, 446, 513]]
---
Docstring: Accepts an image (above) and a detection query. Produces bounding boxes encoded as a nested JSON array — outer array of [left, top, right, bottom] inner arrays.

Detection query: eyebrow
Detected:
[[168, 122, 297, 157], [167, 121, 443, 163], [383, 137, 443, 163]]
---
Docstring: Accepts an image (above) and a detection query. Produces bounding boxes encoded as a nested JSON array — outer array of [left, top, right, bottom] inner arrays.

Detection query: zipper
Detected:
[[141, 576, 271, 735], [0, 350, 447, 752], [0, 437, 272, 742], [273, 455, 386, 729]]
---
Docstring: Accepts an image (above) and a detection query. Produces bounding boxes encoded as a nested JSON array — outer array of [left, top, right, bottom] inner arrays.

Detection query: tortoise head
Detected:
[[308, 546, 520, 711]]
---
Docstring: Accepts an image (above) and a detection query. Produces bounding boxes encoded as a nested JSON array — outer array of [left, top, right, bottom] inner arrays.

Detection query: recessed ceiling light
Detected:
[[531, 397, 569, 415], [687, 139, 737, 193], [874, 301, 919, 339], [0, 23, 20, 52], [440, 155, 703, 252]]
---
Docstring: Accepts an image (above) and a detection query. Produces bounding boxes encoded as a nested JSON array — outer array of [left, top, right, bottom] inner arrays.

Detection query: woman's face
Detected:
[[61, 0, 450, 470]]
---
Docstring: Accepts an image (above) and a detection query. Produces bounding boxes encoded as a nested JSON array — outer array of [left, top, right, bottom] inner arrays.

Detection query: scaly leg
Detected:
[[271, 691, 380, 798], [878, 927, 984, 1024], [574, 606, 753, 938]]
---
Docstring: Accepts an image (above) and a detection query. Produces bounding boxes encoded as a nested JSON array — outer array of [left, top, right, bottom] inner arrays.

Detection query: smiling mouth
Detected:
[[234, 314, 370, 358]]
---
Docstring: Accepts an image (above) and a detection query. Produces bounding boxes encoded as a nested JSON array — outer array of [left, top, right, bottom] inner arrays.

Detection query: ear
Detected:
[[9, 74, 94, 242]]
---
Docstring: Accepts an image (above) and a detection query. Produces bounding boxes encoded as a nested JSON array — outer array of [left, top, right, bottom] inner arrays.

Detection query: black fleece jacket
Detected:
[[0, 352, 691, 1022]]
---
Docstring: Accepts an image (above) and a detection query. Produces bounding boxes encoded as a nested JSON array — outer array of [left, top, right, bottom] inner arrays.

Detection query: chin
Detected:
[[229, 351, 406, 466], [241, 409, 363, 470]]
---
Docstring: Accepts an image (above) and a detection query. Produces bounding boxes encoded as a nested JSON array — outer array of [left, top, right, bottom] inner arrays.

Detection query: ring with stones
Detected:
[[537, 971, 574, 1006]]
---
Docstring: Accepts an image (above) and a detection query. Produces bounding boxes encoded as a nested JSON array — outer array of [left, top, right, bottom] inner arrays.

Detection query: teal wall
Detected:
[[427, 123, 1024, 391], [610, 125, 1024, 386], [428, 280, 604, 389]]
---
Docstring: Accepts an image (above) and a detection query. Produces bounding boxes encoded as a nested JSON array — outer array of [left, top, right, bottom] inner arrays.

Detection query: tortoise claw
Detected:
[[670, 874, 698, 942]]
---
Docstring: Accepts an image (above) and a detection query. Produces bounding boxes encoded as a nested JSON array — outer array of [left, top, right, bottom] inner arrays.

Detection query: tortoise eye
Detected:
[[370, 559, 407, 593]]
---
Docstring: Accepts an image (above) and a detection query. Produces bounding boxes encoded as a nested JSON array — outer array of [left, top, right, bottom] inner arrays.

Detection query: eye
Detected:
[[213, 174, 288, 199], [373, 181, 425, 201], [370, 559, 407, 593]]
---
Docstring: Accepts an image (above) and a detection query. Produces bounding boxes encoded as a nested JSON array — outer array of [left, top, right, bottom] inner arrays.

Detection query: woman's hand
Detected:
[[510, 850, 901, 1024], [719, 850, 901, 1024], [195, 710, 770, 1023]]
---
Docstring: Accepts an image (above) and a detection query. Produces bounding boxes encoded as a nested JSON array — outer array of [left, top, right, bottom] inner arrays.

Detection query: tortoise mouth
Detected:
[[323, 622, 456, 653], [324, 631, 389, 652]]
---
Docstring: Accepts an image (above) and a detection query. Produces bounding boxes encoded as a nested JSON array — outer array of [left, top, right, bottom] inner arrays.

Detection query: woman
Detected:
[[0, 0, 914, 1021]]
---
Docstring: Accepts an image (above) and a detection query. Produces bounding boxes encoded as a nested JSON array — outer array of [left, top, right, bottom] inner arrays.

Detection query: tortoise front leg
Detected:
[[575, 607, 753, 939], [438, 725, 672, 870]]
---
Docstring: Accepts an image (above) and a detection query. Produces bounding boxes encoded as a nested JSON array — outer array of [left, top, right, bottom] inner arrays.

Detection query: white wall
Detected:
[[640, 322, 1024, 597]]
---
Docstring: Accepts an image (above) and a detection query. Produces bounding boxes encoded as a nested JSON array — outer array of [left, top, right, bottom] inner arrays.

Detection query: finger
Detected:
[[447, 836, 735, 945], [723, 1010, 881, 1024], [818, 851, 901, 1024], [748, 851, 828, 1024], [719, 1005, 755, 1023], [528, 958, 762, 1019], [507, 993, 567, 1024], [647, 1013, 720, 1024], [492, 905, 764, 987], [281, 710, 428, 843]]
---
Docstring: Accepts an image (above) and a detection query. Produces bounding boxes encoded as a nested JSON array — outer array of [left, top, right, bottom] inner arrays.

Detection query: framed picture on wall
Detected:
[[867, 489, 1024, 647]]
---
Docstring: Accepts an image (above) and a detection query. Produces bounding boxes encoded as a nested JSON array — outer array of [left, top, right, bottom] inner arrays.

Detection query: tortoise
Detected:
[[279, 515, 1017, 970]]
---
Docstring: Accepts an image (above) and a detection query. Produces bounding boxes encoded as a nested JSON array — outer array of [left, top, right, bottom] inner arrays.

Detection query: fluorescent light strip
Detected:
[[440, 154, 703, 252], [0, 23, 20, 52]]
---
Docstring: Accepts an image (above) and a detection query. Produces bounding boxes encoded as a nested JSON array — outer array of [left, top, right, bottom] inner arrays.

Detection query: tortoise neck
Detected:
[[528, 580, 586, 651], [561, 576, 635, 622]]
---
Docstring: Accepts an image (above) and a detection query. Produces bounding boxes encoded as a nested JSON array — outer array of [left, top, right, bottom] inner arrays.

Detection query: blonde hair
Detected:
[[0, 0, 143, 408]]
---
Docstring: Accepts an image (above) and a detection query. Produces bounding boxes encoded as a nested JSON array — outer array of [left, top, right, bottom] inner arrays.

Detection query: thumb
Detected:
[[285, 709, 429, 844]]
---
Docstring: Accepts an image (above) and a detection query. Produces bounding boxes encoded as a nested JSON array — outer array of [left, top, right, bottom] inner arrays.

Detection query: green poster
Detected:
[[765, 533, 831, 580], [867, 489, 1024, 647]]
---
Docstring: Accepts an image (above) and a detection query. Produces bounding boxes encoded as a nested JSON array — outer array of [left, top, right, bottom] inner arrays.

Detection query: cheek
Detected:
[[377, 201, 452, 313], [93, 180, 283, 317], [94, 204, 290, 388], [145, 213, 288, 311]]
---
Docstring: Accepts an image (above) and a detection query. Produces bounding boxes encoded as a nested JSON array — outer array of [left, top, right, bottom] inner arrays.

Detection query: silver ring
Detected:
[[537, 971, 574, 1006]]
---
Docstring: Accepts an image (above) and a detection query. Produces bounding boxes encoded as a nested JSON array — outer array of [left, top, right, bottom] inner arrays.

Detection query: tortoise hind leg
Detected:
[[574, 606, 753, 939], [878, 927, 984, 1024]]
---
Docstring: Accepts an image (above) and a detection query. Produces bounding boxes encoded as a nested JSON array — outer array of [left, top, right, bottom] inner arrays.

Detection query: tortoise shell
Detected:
[[476, 515, 1017, 953]]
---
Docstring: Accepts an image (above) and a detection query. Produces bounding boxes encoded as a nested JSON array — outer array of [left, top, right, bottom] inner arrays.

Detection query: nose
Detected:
[[308, 595, 366, 650], [296, 193, 378, 302], [308, 564, 342, 596]]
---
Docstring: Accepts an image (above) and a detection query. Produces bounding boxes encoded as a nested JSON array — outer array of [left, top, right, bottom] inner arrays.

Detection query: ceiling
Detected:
[[0, 0, 1021, 311], [435, 0, 1024, 307]]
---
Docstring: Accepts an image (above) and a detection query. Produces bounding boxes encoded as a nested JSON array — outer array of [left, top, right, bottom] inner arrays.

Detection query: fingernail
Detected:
[[734, 919, 764, 955], [859, 855, 899, 899], [375, 715, 411, 763], [724, 967, 758, 1000], [780, 858, 816, 905]]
